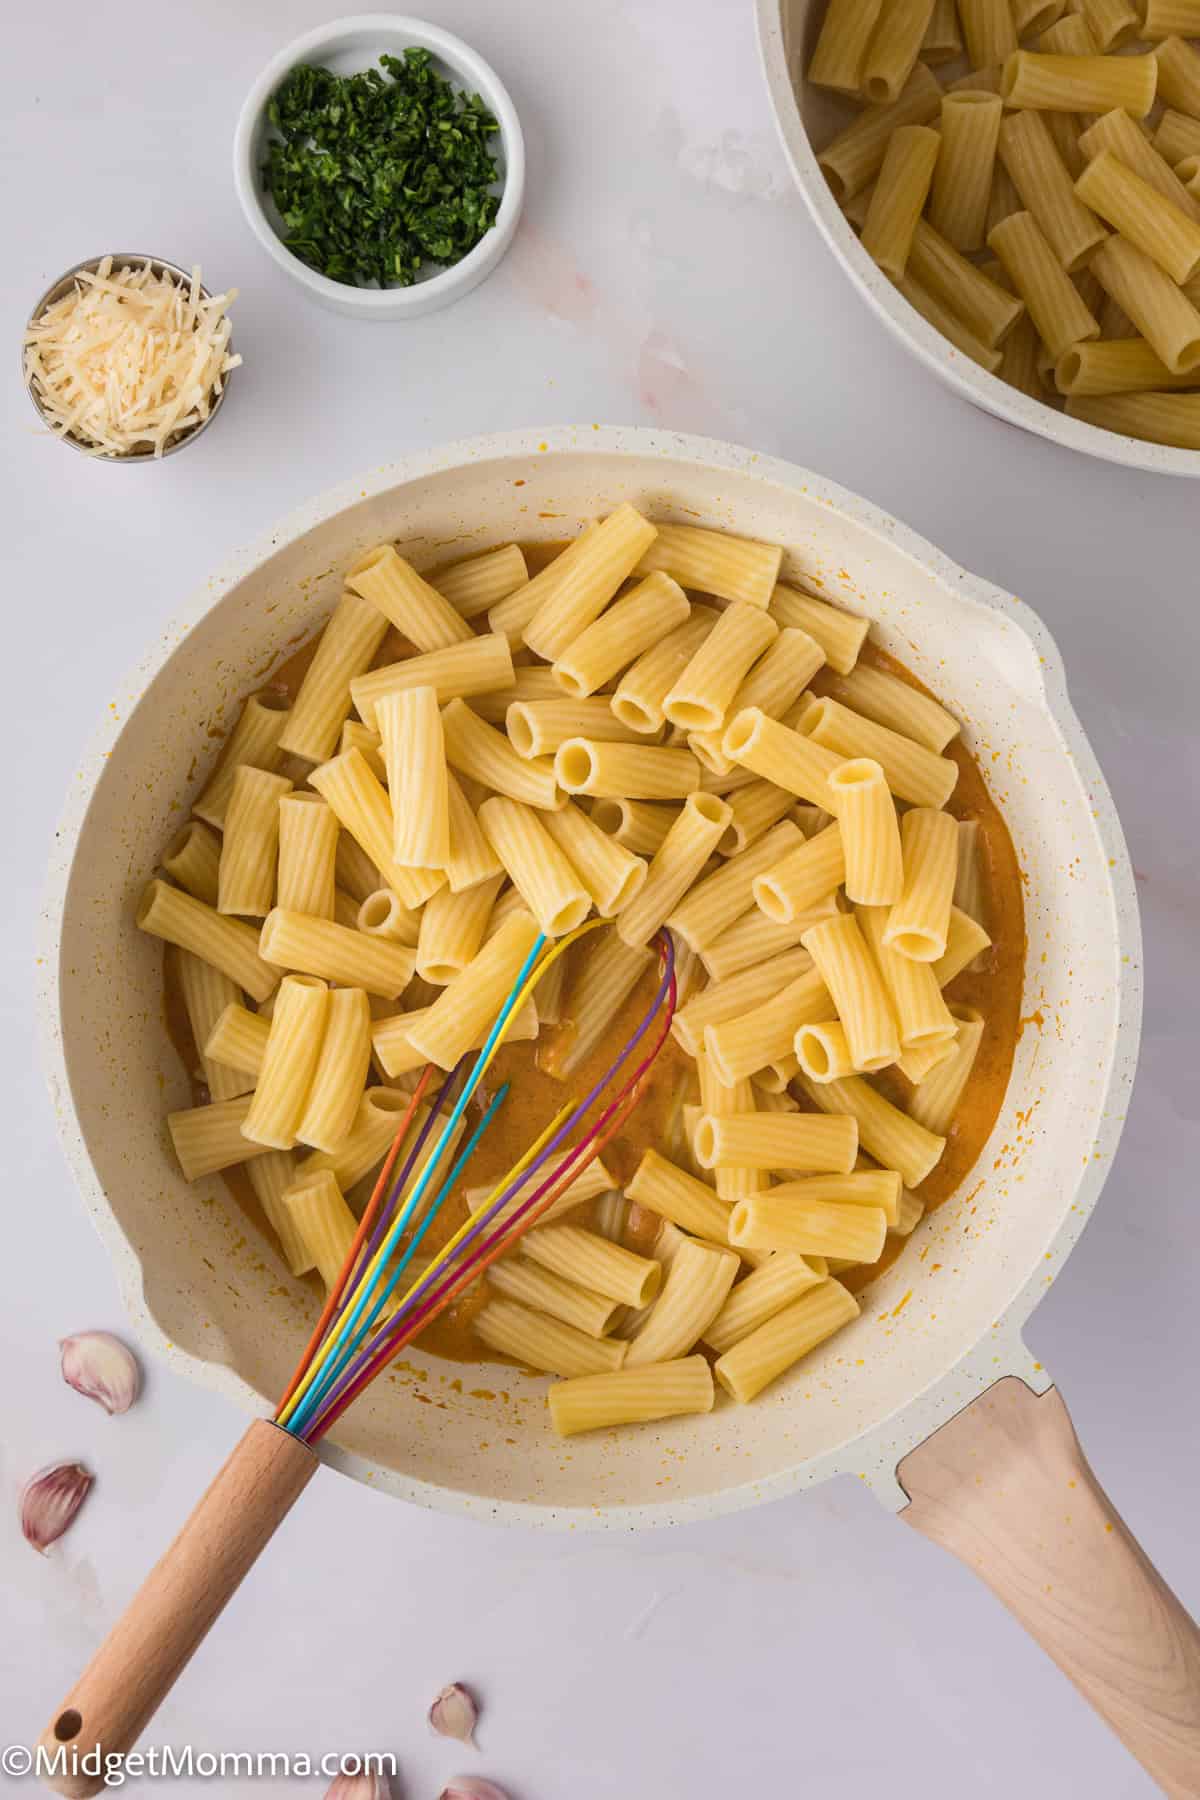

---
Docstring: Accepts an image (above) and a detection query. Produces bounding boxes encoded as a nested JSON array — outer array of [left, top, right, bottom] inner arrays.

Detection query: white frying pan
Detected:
[[38, 428, 1200, 1794]]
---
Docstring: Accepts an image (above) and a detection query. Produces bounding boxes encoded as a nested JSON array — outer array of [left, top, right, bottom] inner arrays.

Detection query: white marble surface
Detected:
[[4, 2, 1198, 1795]]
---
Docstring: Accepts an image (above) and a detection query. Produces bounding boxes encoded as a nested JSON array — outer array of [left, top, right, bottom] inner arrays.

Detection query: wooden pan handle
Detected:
[[37, 1419, 318, 1798], [899, 1377, 1200, 1797]]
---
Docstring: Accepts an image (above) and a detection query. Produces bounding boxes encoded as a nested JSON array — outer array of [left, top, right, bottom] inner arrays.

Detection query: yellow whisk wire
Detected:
[[276, 917, 604, 1431]]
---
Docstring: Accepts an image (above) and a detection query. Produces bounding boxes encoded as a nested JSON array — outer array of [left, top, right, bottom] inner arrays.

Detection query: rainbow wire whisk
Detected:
[[39, 922, 676, 1784], [274, 922, 678, 1446]]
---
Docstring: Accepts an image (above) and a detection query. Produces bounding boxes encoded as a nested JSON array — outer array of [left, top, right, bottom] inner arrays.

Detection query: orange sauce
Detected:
[[162, 545, 1024, 1362]]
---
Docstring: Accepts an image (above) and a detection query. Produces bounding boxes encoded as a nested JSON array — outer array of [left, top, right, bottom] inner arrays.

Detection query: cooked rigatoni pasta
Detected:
[[478, 796, 591, 936], [818, 64, 942, 201], [666, 819, 802, 951], [506, 698, 643, 760], [309, 747, 443, 908], [801, 911, 901, 1070], [1066, 389, 1200, 444], [540, 800, 646, 916], [886, 806, 959, 960], [700, 898, 835, 982], [168, 1095, 273, 1181], [276, 793, 338, 919], [1154, 34, 1200, 117], [486, 1257, 620, 1337], [909, 1004, 987, 1133], [695, 1110, 859, 1175], [907, 220, 1025, 347], [376, 686, 450, 872], [704, 1251, 827, 1353], [864, 122, 942, 276], [358, 887, 421, 946], [554, 737, 700, 801], [1090, 235, 1200, 374], [441, 696, 562, 810], [204, 1001, 270, 1077], [729, 1187, 888, 1262], [809, 0, 885, 92], [807, 0, 1200, 446], [147, 509, 1021, 1447], [548, 1355, 714, 1435], [714, 1282, 859, 1403], [295, 985, 372, 1152], [615, 792, 730, 948], [664, 601, 779, 733], [931, 94, 1003, 255], [863, 0, 940, 106], [827, 759, 902, 905], [717, 779, 800, 857], [625, 1237, 739, 1366], [1078, 153, 1200, 288], [768, 586, 869, 675], [404, 909, 540, 1070], [610, 608, 719, 734], [476, 1298, 628, 1378], [277, 592, 390, 764], [796, 1069, 945, 1188], [703, 965, 831, 1085], [350, 633, 514, 731], [138, 878, 279, 1002], [633, 521, 782, 607], [217, 765, 292, 917], [1000, 51, 1158, 117], [752, 821, 846, 923], [434, 543, 528, 620], [722, 707, 846, 813], [803, 694, 958, 807], [688, 628, 826, 774], [259, 908, 415, 998], [176, 949, 248, 1101], [552, 572, 690, 698], [1080, 109, 1200, 230], [415, 874, 503, 983], [241, 975, 329, 1150], [625, 1148, 735, 1244], [162, 820, 222, 906], [522, 505, 658, 663], [922, 0, 964, 62], [520, 1223, 662, 1307], [998, 111, 1108, 273], [194, 694, 290, 830], [280, 1169, 358, 1293], [346, 545, 473, 651]]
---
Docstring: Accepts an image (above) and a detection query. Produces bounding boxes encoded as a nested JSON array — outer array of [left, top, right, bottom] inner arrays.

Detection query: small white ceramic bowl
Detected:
[[233, 14, 524, 320], [756, 0, 1200, 477]]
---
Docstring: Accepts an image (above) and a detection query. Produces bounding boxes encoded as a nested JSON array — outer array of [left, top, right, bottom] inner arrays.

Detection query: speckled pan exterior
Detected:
[[757, 0, 1200, 478], [38, 427, 1140, 1528]]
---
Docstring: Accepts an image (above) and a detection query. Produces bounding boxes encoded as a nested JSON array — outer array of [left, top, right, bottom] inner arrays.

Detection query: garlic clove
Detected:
[[429, 1682, 478, 1746], [21, 1462, 94, 1553], [60, 1332, 141, 1416], [324, 1767, 390, 1799], [439, 1782, 509, 1800]]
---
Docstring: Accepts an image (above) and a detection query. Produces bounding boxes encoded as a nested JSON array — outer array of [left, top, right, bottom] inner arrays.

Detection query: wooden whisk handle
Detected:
[[900, 1379, 1200, 1797], [37, 1419, 317, 1798]]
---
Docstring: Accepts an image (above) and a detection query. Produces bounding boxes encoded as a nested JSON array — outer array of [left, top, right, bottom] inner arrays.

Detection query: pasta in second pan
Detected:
[[804, 0, 1200, 450], [143, 515, 1023, 1443]]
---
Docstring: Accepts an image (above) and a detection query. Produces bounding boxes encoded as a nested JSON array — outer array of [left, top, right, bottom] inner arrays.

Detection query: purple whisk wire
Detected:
[[301, 932, 676, 1440]]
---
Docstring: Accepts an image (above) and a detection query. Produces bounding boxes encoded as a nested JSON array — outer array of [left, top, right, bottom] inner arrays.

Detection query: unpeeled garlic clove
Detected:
[[439, 1781, 509, 1800], [21, 1462, 94, 1553], [429, 1682, 478, 1746], [60, 1331, 141, 1416], [324, 1768, 390, 1799]]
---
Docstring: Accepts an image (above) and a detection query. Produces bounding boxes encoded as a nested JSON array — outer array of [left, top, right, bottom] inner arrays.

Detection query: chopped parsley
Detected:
[[262, 48, 501, 289]]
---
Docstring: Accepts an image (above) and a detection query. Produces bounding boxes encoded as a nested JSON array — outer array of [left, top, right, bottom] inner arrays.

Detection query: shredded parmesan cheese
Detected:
[[23, 257, 241, 458]]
